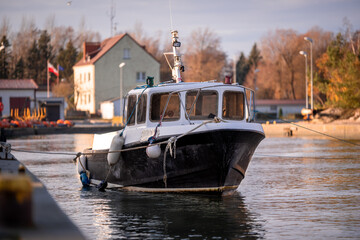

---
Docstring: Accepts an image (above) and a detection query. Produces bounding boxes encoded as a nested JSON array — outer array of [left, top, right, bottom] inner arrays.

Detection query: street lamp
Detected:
[[253, 69, 260, 120], [233, 55, 237, 84], [299, 50, 308, 109], [304, 36, 313, 111], [119, 62, 126, 118]]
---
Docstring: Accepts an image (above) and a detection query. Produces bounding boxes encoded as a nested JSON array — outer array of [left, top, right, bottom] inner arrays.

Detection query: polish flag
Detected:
[[48, 62, 59, 77]]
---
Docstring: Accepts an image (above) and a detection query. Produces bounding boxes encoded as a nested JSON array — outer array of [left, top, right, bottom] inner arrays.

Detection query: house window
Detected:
[[88, 73, 91, 82], [80, 74, 82, 83], [88, 94, 91, 104], [123, 48, 130, 59], [136, 72, 146, 82], [270, 105, 277, 111]]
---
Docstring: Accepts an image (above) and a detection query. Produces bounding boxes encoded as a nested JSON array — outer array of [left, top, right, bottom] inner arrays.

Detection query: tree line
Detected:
[[235, 21, 360, 109], [0, 16, 100, 84], [1, 16, 359, 110]]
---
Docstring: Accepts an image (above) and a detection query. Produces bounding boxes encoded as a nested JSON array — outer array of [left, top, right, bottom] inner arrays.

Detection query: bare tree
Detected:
[[260, 29, 305, 99], [74, 16, 101, 50], [0, 16, 11, 38], [183, 27, 226, 82], [127, 21, 173, 81], [128, 21, 163, 60], [10, 17, 39, 79]]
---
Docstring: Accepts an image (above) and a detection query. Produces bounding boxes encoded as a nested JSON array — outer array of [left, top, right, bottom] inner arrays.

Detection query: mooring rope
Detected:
[[11, 148, 78, 156]]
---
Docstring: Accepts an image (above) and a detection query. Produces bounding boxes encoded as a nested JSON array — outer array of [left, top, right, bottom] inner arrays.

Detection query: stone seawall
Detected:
[[262, 122, 360, 140], [3, 125, 122, 139]]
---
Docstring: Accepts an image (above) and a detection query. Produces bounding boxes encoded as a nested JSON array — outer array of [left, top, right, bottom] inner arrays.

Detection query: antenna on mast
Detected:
[[164, 0, 184, 82], [169, 0, 174, 30], [109, 0, 116, 36]]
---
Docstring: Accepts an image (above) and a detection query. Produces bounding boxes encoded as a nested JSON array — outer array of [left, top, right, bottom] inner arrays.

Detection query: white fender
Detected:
[[107, 135, 124, 165], [77, 155, 87, 174], [146, 144, 161, 158]]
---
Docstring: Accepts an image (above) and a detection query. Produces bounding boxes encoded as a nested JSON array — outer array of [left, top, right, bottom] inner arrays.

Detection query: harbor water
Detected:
[[8, 134, 360, 239]]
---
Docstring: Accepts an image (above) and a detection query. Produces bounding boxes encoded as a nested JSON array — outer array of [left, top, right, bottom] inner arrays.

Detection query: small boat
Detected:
[[76, 30, 265, 195]]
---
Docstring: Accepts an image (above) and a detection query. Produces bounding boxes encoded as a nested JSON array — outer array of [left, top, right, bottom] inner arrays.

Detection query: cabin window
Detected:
[[222, 91, 244, 120], [137, 94, 147, 124], [150, 93, 180, 122], [127, 95, 136, 125], [185, 91, 218, 120]]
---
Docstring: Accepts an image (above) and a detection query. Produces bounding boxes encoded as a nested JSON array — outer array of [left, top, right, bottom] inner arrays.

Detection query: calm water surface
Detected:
[[8, 134, 360, 240]]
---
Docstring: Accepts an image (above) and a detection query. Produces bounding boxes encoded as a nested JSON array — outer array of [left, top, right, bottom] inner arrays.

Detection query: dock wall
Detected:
[[0, 147, 85, 239], [262, 122, 360, 140], [3, 126, 122, 139]]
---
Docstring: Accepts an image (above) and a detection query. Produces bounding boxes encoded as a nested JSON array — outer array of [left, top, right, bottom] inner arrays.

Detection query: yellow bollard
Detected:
[[0, 174, 33, 227]]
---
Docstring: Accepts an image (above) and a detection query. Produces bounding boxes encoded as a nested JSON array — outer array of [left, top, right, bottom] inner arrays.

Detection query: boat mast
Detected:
[[171, 30, 184, 83]]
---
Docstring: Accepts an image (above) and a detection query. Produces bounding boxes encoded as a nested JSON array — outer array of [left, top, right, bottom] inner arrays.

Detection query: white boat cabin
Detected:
[[124, 81, 255, 128]]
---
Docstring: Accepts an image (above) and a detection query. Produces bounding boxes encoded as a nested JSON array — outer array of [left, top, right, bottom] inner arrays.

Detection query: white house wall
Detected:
[[36, 90, 52, 98], [256, 105, 304, 118], [100, 101, 114, 119], [0, 90, 36, 117], [94, 35, 160, 114], [73, 65, 95, 113]]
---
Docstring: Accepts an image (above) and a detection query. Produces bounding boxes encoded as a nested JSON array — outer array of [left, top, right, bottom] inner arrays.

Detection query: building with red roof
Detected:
[[0, 79, 65, 120], [73, 33, 160, 115], [0, 79, 38, 117]]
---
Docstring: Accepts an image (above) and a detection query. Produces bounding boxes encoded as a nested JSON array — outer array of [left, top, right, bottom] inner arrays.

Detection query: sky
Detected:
[[1, 0, 360, 58]]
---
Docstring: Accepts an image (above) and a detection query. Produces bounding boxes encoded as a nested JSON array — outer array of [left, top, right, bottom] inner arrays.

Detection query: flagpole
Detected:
[[47, 60, 49, 98], [57, 64, 59, 84]]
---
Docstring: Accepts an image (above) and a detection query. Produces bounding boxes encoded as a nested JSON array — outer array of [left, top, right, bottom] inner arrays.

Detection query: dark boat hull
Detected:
[[84, 129, 264, 194]]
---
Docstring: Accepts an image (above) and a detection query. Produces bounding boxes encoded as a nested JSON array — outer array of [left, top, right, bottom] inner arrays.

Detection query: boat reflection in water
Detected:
[[78, 188, 264, 239]]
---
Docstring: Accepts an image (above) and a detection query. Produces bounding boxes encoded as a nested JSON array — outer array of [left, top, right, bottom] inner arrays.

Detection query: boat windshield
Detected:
[[150, 93, 180, 121], [137, 94, 147, 124], [222, 91, 244, 120], [186, 90, 218, 120], [127, 95, 136, 125]]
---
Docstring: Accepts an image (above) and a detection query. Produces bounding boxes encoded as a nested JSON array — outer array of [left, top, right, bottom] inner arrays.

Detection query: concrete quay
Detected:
[[3, 121, 122, 139], [0, 144, 85, 239], [262, 121, 360, 140]]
